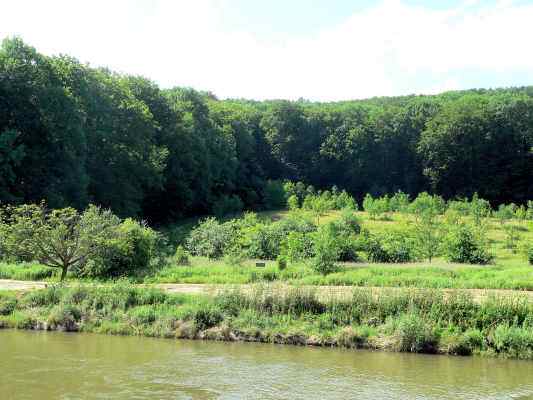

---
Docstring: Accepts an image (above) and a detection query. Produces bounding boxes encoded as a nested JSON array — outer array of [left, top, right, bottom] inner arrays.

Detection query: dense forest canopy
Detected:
[[0, 38, 532, 222]]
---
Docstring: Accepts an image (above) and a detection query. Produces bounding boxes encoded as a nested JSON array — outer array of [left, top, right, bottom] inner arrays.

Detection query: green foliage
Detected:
[[284, 231, 314, 262], [0, 203, 121, 280], [389, 191, 410, 212], [443, 223, 493, 265], [394, 313, 438, 353], [287, 194, 299, 211], [503, 223, 521, 252], [1, 37, 533, 223], [212, 195, 243, 218], [277, 255, 288, 271], [365, 232, 415, 263], [80, 218, 159, 279], [363, 194, 389, 220], [263, 180, 287, 210], [174, 245, 190, 266], [186, 218, 237, 259], [495, 204, 516, 224], [411, 196, 444, 262], [409, 192, 446, 215], [245, 216, 316, 260], [310, 224, 340, 275]]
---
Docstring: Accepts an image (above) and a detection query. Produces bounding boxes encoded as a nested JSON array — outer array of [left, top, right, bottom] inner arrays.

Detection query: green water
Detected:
[[1, 330, 533, 400]]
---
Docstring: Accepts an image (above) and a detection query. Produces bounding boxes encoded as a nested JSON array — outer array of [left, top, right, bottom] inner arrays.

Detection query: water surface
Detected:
[[1, 330, 533, 399]]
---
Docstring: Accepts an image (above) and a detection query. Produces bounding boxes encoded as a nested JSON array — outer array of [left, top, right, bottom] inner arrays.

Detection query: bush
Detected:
[[409, 192, 445, 215], [80, 219, 159, 279], [192, 305, 224, 331], [0, 295, 16, 316], [389, 191, 410, 212], [287, 195, 299, 210], [285, 231, 314, 262], [332, 190, 357, 210], [245, 216, 316, 260], [443, 224, 493, 265], [395, 313, 438, 353], [491, 324, 533, 358], [186, 218, 237, 259], [366, 232, 415, 263], [363, 194, 389, 220], [311, 225, 339, 275]]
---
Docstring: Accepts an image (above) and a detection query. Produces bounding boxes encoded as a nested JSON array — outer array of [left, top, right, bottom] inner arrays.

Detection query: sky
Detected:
[[1, 0, 533, 101]]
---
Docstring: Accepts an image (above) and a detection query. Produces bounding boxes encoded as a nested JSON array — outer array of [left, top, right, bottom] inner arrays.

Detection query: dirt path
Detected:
[[2, 279, 533, 303]]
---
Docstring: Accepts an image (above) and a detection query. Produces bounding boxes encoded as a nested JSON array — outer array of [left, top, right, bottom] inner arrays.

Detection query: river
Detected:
[[1, 330, 533, 399]]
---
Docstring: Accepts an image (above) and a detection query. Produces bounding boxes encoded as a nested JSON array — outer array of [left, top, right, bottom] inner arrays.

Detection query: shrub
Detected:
[[186, 218, 236, 259], [495, 204, 516, 224], [285, 231, 314, 262], [363, 194, 389, 220], [447, 199, 471, 216], [335, 208, 361, 235], [389, 191, 410, 212], [80, 218, 159, 279], [366, 232, 415, 263], [469, 193, 491, 224], [491, 324, 533, 358], [192, 305, 224, 331], [412, 202, 443, 263], [333, 190, 357, 210], [395, 313, 438, 353], [0, 295, 16, 316], [287, 194, 299, 210], [246, 216, 316, 260], [311, 225, 339, 275], [443, 224, 493, 265], [329, 210, 361, 262], [503, 223, 520, 252], [409, 192, 445, 215]]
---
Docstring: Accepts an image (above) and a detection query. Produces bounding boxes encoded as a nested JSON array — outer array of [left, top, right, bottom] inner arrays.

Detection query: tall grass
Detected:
[[0, 263, 56, 281], [2, 283, 533, 358]]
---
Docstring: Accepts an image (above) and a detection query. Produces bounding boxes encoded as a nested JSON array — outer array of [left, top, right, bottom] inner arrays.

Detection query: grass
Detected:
[[147, 210, 533, 289], [3, 283, 533, 359], [0, 262, 56, 281]]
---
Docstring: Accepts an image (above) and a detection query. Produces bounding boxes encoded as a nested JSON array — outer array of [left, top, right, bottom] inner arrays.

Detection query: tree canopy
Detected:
[[1, 38, 532, 221]]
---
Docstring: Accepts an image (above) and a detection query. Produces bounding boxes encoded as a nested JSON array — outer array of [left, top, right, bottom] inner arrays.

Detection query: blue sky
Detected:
[[2, 0, 533, 101]]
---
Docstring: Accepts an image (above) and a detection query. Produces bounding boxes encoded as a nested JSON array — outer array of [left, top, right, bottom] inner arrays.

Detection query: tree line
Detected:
[[1, 37, 532, 222]]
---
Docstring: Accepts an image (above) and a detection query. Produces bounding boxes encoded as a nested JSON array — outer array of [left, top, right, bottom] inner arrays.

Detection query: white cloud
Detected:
[[1, 0, 533, 100]]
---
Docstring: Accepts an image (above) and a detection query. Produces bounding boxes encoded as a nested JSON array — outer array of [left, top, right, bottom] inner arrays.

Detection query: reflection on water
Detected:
[[1, 330, 533, 400]]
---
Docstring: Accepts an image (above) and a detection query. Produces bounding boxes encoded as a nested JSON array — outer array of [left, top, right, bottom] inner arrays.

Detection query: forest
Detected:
[[1, 37, 532, 222]]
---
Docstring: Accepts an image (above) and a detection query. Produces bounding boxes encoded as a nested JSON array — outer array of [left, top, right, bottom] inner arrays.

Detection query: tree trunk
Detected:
[[60, 265, 68, 282]]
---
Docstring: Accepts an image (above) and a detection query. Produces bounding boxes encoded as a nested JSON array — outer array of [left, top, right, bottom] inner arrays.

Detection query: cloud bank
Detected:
[[1, 0, 533, 100]]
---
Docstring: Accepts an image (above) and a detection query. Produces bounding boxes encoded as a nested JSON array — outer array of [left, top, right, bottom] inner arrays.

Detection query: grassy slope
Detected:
[[149, 210, 533, 289], [1, 210, 532, 290]]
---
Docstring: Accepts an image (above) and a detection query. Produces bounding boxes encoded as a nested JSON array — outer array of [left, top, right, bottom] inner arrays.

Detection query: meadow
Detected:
[[0, 192, 533, 290]]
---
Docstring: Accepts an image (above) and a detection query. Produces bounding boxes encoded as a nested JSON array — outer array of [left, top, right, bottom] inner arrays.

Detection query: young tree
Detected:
[[413, 203, 442, 263], [0, 204, 120, 281]]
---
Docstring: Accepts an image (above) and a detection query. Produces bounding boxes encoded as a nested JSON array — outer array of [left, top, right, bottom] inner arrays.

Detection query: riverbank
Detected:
[[1, 283, 533, 359]]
